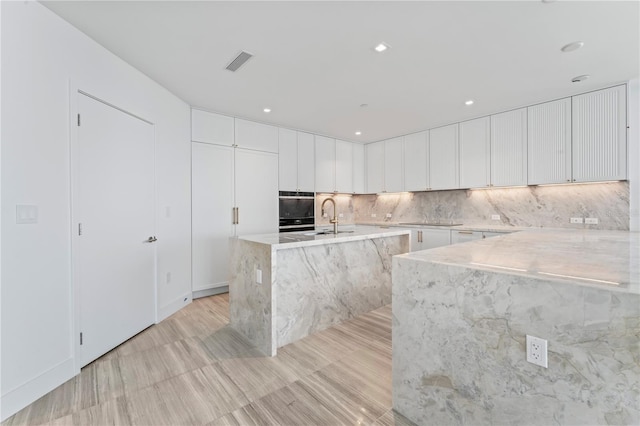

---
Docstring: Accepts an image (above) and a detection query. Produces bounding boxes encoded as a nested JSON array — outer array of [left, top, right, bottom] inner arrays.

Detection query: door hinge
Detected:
[[78, 223, 83, 236], [80, 332, 83, 345], [77, 114, 81, 126]]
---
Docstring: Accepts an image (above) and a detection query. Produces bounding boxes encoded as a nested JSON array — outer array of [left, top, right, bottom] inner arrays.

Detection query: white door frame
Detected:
[[69, 82, 158, 373]]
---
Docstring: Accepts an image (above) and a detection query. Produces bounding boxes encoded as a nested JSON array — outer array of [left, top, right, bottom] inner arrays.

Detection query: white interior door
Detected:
[[76, 93, 155, 366]]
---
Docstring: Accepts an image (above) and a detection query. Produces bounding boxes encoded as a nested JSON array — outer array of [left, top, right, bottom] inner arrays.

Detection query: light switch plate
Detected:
[[570, 217, 583, 224], [491, 214, 500, 221], [585, 218, 599, 224], [16, 205, 38, 224]]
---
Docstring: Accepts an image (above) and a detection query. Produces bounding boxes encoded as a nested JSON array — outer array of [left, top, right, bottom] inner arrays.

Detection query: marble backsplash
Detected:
[[318, 182, 629, 230]]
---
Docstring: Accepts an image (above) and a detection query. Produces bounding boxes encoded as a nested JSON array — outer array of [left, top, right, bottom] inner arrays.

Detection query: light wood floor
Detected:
[[3, 294, 415, 426]]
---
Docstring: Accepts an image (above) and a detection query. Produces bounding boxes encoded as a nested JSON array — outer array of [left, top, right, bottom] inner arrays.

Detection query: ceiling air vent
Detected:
[[226, 51, 253, 72]]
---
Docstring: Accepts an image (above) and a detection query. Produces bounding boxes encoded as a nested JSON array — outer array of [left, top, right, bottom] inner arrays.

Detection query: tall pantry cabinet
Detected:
[[191, 109, 278, 295]]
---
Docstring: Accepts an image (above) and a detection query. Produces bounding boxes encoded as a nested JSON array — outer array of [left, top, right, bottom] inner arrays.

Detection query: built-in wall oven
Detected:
[[279, 191, 315, 232]]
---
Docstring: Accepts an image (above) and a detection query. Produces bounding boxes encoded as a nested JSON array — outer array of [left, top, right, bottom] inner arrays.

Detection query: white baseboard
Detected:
[[157, 292, 192, 322], [193, 286, 229, 299], [1, 357, 75, 422]]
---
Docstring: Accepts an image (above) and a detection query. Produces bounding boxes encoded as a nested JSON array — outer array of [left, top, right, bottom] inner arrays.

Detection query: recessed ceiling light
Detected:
[[355, 131, 362, 136], [571, 75, 590, 83], [465, 100, 474, 106], [561, 41, 584, 53], [263, 108, 271, 113], [374, 43, 390, 53]]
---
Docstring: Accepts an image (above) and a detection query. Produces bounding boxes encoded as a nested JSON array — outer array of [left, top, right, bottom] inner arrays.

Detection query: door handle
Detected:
[[146, 236, 157, 243]]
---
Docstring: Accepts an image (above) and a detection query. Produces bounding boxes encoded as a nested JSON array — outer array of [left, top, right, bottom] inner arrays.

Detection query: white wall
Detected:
[[1, 1, 191, 420], [629, 78, 639, 232]]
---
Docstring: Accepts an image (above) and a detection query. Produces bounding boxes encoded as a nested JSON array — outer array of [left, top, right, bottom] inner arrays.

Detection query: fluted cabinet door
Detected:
[[429, 124, 459, 190], [491, 108, 527, 187], [459, 117, 490, 189], [527, 98, 572, 185], [404, 131, 429, 192], [352, 143, 365, 194], [572, 85, 627, 182]]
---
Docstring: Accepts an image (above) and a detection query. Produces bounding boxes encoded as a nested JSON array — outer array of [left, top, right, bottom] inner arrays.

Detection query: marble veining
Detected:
[[229, 228, 410, 356], [353, 181, 629, 230], [392, 229, 640, 425]]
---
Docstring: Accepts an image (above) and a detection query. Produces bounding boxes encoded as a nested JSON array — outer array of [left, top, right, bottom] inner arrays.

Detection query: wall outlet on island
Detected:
[[570, 217, 584, 224], [371, 213, 377, 218], [526, 335, 548, 368], [491, 214, 500, 221], [386, 213, 392, 218], [255, 269, 262, 284]]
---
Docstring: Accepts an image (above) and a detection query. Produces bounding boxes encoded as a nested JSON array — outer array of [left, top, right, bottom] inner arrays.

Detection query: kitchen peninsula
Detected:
[[229, 226, 410, 356], [392, 229, 640, 425]]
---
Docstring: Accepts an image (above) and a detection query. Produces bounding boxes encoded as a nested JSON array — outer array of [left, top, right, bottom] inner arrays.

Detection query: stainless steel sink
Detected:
[[303, 230, 355, 236]]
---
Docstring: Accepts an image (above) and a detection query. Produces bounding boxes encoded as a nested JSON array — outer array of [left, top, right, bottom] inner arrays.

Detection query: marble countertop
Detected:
[[398, 229, 640, 294], [357, 222, 529, 233], [238, 226, 411, 250]]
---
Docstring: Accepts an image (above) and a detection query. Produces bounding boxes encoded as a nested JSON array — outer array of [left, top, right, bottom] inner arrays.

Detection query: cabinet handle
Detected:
[[458, 231, 473, 235], [418, 230, 423, 243], [236, 207, 239, 225], [232, 207, 239, 225]]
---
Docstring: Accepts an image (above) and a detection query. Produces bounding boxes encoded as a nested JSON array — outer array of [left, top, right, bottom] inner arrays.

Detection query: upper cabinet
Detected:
[[234, 119, 279, 153], [527, 98, 572, 185], [191, 109, 234, 146], [491, 108, 527, 187], [366, 141, 385, 194], [459, 117, 490, 189], [335, 140, 354, 193], [403, 131, 429, 192], [353, 143, 365, 194], [571, 85, 627, 182], [429, 124, 459, 190], [278, 129, 315, 192], [384, 137, 404, 193], [315, 135, 336, 193]]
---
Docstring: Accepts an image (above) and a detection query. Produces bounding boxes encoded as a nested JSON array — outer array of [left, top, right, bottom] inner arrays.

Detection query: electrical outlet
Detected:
[[256, 269, 262, 284], [585, 217, 599, 224], [491, 214, 500, 221], [526, 335, 548, 368], [338, 213, 344, 218], [386, 213, 392, 218], [570, 217, 583, 224], [371, 213, 377, 218]]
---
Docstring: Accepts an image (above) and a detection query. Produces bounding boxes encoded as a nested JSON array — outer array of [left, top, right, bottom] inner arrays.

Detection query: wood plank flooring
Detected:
[[3, 294, 415, 426]]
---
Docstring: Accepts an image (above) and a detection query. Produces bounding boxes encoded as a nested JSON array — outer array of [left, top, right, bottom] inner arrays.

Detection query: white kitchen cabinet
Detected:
[[235, 149, 279, 236], [527, 98, 572, 185], [353, 143, 365, 194], [366, 141, 385, 193], [450, 229, 483, 244], [278, 129, 315, 192], [491, 108, 527, 187], [572, 85, 627, 182], [235, 118, 279, 153], [278, 128, 298, 192], [315, 135, 336, 193], [191, 109, 234, 146], [191, 143, 235, 292], [482, 231, 510, 239], [297, 132, 315, 192], [192, 143, 278, 293], [384, 137, 404, 193], [411, 228, 451, 251], [459, 117, 490, 189], [429, 124, 459, 190], [403, 131, 429, 192], [335, 139, 354, 193]]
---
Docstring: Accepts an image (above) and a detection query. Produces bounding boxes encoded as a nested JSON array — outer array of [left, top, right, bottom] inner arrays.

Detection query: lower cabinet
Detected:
[[411, 228, 451, 251]]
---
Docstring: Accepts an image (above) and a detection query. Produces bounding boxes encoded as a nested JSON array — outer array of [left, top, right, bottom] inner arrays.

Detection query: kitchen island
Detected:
[[229, 226, 410, 356], [392, 229, 640, 425]]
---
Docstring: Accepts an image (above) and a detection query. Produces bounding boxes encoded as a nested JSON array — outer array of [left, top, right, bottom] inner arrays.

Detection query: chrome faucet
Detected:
[[321, 198, 339, 234]]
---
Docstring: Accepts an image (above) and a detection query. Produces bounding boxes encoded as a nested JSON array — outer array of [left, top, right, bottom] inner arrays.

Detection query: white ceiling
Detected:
[[42, 0, 639, 143]]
